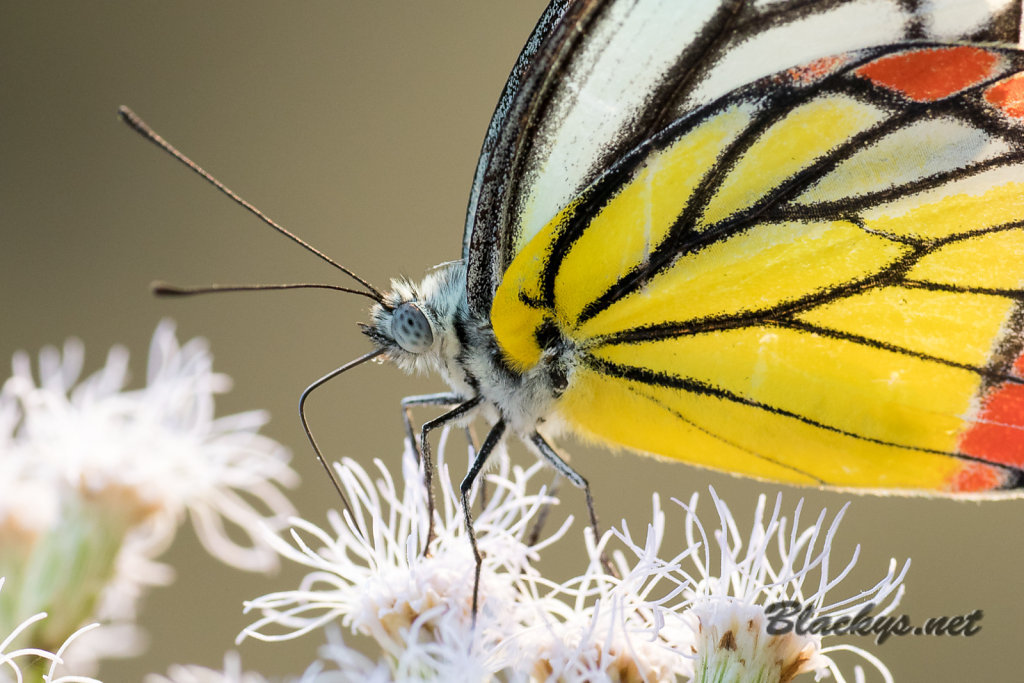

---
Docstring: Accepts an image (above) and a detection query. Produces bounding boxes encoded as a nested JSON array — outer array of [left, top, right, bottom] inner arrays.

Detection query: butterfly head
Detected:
[[360, 264, 468, 376]]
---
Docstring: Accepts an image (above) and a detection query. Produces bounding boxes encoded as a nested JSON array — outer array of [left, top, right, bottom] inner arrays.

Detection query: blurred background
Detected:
[[1, 1, 1020, 680]]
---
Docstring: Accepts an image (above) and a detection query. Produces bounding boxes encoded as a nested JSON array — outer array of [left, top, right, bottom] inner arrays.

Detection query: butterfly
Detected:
[[124, 0, 1024, 612]]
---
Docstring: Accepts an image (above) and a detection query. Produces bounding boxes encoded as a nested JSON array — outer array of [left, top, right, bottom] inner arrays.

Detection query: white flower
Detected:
[[3, 320, 298, 570], [0, 577, 103, 683], [0, 321, 298, 670], [506, 496, 695, 682], [240, 431, 568, 680], [673, 489, 907, 683]]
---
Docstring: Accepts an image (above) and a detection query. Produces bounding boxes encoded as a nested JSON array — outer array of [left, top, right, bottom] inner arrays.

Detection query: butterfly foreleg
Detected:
[[407, 395, 482, 553], [403, 405, 485, 511], [400, 392, 466, 450], [460, 418, 506, 627]]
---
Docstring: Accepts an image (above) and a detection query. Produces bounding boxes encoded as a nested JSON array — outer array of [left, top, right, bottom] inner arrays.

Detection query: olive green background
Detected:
[[1, 2, 1020, 680]]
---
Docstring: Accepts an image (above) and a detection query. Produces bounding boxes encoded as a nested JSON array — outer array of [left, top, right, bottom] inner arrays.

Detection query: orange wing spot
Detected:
[[950, 461, 1006, 492], [855, 46, 1001, 102], [985, 72, 1024, 119], [959, 382, 1024, 469], [786, 55, 849, 85]]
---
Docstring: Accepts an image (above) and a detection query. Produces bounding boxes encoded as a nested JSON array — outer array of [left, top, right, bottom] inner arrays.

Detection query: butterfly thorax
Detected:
[[362, 262, 569, 436]]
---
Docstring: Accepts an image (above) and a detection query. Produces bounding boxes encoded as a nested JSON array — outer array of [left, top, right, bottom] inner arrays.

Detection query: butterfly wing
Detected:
[[465, 0, 1024, 317], [490, 43, 1024, 493]]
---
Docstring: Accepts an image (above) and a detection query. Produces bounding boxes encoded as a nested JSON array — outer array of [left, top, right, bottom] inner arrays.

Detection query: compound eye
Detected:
[[391, 302, 433, 353]]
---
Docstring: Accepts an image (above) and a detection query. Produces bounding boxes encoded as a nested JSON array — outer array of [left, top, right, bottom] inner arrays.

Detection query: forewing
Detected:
[[464, 0, 1024, 316]]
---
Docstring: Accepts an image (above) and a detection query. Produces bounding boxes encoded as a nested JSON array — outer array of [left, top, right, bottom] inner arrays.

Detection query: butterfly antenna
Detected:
[[118, 106, 385, 303], [153, 281, 381, 303]]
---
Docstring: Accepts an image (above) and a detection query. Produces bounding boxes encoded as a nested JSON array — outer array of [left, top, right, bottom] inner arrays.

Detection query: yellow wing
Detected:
[[491, 45, 1024, 494]]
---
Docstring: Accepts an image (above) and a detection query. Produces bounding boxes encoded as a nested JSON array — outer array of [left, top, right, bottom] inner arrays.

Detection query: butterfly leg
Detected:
[[406, 395, 482, 553], [401, 393, 460, 550], [464, 424, 487, 511], [526, 471, 561, 547], [401, 392, 466, 453], [529, 432, 618, 577], [460, 419, 506, 626]]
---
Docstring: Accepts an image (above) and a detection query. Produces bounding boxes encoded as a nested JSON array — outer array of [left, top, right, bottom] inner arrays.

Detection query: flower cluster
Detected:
[[0, 322, 297, 674], [239, 431, 906, 682]]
